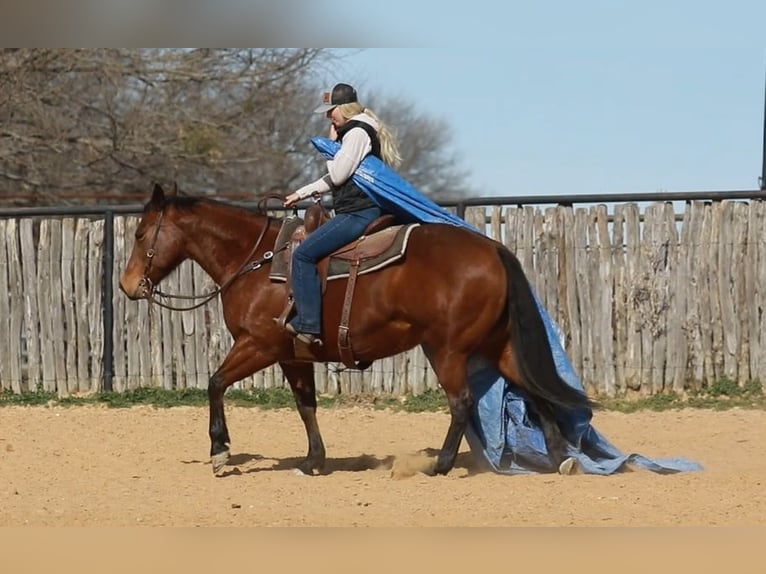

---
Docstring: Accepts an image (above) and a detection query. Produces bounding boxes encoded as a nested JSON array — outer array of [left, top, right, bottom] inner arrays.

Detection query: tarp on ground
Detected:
[[311, 136, 702, 475]]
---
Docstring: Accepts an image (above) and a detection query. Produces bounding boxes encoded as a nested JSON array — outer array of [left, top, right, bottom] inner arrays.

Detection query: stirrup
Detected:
[[274, 296, 295, 329]]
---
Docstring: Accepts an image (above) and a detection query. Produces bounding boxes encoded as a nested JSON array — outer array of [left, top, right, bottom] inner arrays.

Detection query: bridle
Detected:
[[137, 207, 285, 312]]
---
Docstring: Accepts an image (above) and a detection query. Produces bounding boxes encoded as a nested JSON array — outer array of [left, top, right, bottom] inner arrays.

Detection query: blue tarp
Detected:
[[312, 137, 475, 231], [312, 136, 702, 475]]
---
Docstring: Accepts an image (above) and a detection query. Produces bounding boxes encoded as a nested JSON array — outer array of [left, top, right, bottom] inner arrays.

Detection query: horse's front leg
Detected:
[[279, 361, 326, 475], [208, 337, 275, 474]]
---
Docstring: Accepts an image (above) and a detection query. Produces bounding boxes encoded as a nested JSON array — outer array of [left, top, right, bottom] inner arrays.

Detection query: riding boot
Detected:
[[284, 320, 323, 346]]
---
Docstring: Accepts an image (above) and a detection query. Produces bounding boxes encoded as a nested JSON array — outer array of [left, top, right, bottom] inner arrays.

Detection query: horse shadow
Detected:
[[185, 448, 485, 478]]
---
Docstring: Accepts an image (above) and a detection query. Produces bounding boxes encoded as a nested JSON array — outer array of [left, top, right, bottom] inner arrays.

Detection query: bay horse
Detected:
[[119, 183, 592, 476]]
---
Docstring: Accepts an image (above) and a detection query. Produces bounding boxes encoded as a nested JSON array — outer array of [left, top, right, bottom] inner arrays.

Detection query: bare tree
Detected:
[[0, 49, 472, 206]]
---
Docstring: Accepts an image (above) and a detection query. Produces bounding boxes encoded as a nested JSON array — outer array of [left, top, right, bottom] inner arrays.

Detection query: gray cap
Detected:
[[314, 83, 358, 114]]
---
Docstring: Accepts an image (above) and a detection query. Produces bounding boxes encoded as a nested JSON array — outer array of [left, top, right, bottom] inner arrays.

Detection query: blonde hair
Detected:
[[336, 102, 402, 169]]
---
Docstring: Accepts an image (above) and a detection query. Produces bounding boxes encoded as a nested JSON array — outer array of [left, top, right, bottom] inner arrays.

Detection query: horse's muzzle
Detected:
[[118, 275, 151, 300]]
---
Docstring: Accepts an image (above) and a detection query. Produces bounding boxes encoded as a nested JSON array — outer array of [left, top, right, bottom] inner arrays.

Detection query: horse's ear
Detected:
[[169, 182, 179, 197], [150, 182, 165, 207]]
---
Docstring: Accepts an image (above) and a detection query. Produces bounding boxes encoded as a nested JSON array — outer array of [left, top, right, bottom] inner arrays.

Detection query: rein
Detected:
[[141, 210, 284, 312]]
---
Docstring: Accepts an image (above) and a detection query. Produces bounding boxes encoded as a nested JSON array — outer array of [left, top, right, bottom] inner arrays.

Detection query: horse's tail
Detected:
[[497, 246, 593, 412]]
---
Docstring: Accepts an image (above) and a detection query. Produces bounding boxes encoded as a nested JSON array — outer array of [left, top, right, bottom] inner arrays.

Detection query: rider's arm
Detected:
[[325, 127, 371, 186], [291, 126, 372, 201]]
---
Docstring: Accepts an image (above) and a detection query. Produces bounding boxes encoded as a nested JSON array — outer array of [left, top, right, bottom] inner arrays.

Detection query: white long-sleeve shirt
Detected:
[[293, 112, 380, 200]]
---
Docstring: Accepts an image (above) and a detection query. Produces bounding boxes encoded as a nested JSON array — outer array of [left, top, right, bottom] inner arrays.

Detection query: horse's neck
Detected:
[[181, 210, 273, 285]]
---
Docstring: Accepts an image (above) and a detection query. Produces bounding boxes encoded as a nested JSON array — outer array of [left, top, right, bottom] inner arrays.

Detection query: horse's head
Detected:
[[119, 182, 188, 300]]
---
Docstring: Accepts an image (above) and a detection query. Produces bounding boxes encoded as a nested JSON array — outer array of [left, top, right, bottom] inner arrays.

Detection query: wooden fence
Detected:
[[1, 198, 765, 397]]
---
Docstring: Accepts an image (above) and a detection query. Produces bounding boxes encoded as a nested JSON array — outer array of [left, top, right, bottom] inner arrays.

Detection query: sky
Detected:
[[2, 0, 764, 201], [323, 2, 766, 199]]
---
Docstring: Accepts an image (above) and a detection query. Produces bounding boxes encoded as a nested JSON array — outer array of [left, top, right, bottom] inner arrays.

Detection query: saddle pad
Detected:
[[326, 223, 418, 280]]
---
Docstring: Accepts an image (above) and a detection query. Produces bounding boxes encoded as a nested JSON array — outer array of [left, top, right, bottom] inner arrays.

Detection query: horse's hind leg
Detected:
[[424, 347, 473, 476], [279, 361, 326, 475], [496, 344, 570, 471], [533, 399, 570, 470]]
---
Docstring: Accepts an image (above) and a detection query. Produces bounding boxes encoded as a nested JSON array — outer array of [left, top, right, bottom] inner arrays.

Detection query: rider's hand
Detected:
[[284, 192, 301, 208]]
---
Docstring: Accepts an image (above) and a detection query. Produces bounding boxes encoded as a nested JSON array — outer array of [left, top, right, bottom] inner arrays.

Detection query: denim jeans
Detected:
[[290, 206, 383, 335]]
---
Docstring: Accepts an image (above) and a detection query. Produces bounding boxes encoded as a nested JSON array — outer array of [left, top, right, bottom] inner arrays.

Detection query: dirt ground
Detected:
[[0, 404, 763, 526]]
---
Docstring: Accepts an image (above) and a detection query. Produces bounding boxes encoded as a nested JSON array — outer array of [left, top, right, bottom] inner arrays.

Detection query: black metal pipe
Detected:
[[3, 188, 766, 220], [102, 211, 114, 393], [436, 189, 766, 208], [0, 204, 145, 218], [762, 66, 766, 190]]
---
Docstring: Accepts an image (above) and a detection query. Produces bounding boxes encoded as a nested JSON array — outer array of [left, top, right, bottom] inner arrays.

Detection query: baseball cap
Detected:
[[314, 83, 358, 114]]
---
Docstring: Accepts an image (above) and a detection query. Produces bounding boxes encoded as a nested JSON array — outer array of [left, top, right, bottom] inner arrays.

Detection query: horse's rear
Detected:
[[317, 223, 590, 474], [386, 225, 511, 474]]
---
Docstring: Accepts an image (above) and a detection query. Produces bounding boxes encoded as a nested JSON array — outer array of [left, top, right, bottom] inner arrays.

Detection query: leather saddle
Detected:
[[272, 202, 417, 369]]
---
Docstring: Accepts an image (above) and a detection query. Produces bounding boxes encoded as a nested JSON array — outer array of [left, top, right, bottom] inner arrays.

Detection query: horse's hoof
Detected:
[[211, 451, 230, 474], [297, 460, 322, 476], [558, 457, 577, 475]]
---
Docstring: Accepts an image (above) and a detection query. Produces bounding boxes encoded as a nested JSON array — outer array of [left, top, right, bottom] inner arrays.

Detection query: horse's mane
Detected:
[[156, 192, 284, 217]]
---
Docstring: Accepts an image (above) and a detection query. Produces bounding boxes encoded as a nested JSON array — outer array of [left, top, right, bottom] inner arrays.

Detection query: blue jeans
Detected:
[[290, 206, 383, 335]]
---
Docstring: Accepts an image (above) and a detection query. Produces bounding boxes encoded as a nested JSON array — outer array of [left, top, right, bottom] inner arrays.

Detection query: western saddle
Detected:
[[278, 202, 402, 369]]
